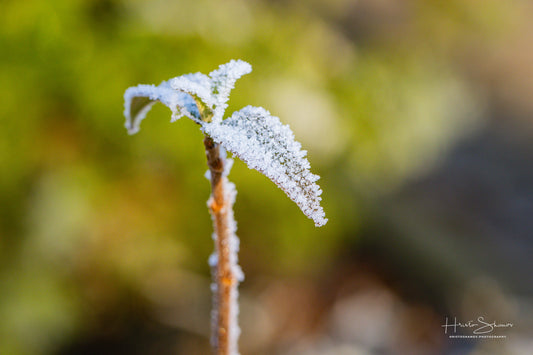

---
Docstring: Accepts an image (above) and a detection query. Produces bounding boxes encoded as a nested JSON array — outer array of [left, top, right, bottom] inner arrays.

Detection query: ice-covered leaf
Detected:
[[123, 80, 201, 134], [203, 106, 328, 226], [124, 60, 251, 133], [209, 60, 252, 123]]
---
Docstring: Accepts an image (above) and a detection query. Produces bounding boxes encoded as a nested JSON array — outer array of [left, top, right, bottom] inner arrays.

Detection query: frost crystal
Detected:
[[203, 106, 328, 227]]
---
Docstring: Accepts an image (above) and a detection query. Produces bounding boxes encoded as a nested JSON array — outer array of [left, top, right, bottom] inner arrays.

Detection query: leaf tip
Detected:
[[125, 121, 139, 135], [314, 216, 328, 227]]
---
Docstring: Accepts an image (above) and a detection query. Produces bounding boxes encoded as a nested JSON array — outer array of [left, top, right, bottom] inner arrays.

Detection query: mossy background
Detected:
[[1, 1, 532, 354]]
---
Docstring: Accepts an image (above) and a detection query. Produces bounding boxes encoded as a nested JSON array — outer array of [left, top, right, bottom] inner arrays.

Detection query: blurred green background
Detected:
[[1, 0, 532, 354]]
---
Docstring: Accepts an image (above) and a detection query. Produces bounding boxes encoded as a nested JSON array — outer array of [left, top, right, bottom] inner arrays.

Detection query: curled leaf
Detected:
[[123, 81, 201, 134], [203, 106, 328, 226]]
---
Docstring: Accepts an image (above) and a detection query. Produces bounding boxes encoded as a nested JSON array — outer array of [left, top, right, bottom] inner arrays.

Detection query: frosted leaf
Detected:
[[209, 60, 252, 123], [123, 80, 201, 134], [124, 60, 251, 133], [203, 106, 328, 226]]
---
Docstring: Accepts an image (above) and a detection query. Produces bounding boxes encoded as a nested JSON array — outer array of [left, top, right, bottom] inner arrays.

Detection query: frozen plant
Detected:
[[123, 60, 327, 355]]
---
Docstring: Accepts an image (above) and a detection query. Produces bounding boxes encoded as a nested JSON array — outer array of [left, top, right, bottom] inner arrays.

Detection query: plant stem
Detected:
[[204, 136, 241, 355]]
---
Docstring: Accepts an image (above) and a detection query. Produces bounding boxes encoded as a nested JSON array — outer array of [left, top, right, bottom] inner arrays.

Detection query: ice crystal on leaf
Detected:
[[123, 60, 327, 226]]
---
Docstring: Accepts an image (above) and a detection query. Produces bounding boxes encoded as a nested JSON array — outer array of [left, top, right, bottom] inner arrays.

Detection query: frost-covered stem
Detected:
[[204, 136, 241, 355]]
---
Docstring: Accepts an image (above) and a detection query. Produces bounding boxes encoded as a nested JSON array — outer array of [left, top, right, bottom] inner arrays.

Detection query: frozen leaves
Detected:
[[123, 60, 327, 226], [203, 106, 328, 227], [123, 60, 251, 133]]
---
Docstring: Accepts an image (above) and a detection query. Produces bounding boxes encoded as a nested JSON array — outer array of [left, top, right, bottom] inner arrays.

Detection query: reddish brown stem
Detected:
[[204, 136, 240, 355]]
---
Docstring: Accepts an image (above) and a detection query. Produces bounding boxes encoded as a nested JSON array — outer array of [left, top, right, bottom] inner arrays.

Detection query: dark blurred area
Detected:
[[1, 0, 532, 354]]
